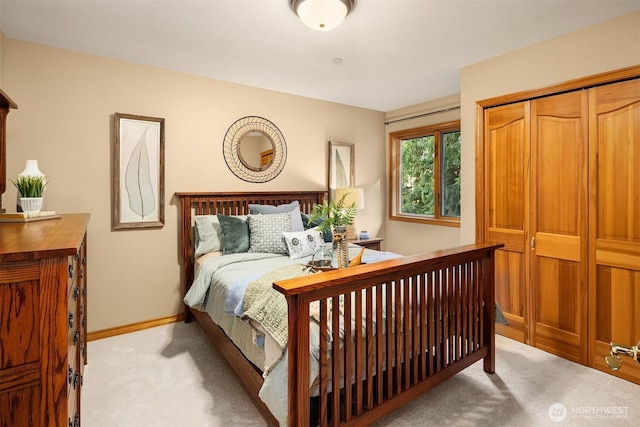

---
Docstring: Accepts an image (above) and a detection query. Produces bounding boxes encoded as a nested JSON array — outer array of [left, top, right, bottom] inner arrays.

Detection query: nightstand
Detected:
[[352, 237, 383, 251]]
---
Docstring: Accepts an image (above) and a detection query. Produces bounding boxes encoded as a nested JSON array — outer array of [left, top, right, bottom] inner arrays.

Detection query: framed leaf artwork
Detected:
[[112, 113, 165, 230], [328, 141, 354, 201]]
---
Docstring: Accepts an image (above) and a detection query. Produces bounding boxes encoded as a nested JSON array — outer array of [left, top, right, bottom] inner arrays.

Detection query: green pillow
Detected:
[[217, 214, 250, 254]]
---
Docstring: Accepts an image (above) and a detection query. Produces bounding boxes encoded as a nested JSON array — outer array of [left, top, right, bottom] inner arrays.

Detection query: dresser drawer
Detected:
[[68, 391, 80, 427], [67, 252, 80, 292]]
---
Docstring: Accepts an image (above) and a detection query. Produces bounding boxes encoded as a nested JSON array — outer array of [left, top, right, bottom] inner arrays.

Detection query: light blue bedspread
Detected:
[[227, 274, 260, 317]]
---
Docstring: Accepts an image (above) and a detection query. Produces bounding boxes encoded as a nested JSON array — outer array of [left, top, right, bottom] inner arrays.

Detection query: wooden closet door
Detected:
[[530, 91, 589, 364], [484, 102, 531, 342], [589, 79, 640, 384]]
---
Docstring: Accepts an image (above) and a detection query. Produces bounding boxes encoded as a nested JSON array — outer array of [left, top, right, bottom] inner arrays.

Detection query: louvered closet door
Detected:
[[530, 91, 589, 364], [589, 79, 640, 384], [484, 102, 531, 342]]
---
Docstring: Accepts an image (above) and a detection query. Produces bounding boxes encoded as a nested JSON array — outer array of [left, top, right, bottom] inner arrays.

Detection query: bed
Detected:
[[177, 191, 503, 426]]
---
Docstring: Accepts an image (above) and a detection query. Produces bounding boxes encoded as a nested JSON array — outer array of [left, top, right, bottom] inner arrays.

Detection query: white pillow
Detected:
[[282, 229, 325, 259], [194, 215, 223, 257]]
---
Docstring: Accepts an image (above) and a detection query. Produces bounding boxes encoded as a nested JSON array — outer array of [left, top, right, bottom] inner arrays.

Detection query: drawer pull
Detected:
[[73, 330, 79, 345], [68, 313, 74, 329], [68, 366, 73, 384], [68, 419, 73, 427], [73, 372, 79, 389], [68, 263, 74, 278], [74, 414, 80, 427], [73, 287, 80, 300]]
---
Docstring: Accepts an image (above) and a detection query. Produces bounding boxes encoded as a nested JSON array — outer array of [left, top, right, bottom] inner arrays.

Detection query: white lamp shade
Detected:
[[334, 187, 365, 209], [295, 0, 348, 31]]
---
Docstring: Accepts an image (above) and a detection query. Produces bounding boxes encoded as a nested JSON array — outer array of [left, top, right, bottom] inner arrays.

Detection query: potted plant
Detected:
[[307, 193, 356, 268], [307, 193, 356, 232], [11, 175, 47, 213]]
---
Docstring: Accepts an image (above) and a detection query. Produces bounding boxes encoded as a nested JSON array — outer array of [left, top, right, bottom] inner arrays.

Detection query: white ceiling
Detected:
[[1, 0, 638, 112]]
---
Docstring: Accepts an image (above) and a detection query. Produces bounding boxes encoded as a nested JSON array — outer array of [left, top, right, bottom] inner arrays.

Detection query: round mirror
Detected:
[[223, 116, 286, 182], [238, 131, 275, 171]]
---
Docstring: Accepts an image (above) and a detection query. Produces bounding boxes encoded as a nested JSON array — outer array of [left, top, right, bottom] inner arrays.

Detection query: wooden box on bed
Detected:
[[177, 191, 502, 426]]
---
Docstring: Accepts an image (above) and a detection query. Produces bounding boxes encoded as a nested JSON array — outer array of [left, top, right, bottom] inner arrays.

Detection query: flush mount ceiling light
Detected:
[[290, 0, 355, 31]]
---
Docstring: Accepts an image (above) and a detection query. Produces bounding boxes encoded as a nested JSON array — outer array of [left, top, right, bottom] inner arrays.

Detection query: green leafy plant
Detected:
[[11, 175, 47, 198], [307, 193, 356, 233]]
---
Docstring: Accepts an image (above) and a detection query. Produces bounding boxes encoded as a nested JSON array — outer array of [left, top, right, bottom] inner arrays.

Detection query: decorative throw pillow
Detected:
[[217, 214, 250, 254], [249, 201, 304, 231], [300, 212, 333, 243], [282, 229, 325, 259], [194, 215, 223, 257], [247, 212, 292, 254]]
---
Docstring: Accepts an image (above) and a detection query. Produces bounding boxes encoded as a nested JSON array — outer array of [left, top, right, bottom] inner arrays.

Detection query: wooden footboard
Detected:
[[275, 243, 503, 426]]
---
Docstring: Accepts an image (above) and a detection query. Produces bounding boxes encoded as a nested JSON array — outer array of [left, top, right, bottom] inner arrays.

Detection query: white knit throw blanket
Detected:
[[241, 264, 317, 349]]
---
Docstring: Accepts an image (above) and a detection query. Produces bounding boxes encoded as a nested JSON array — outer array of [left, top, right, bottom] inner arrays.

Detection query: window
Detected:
[[389, 121, 460, 227]]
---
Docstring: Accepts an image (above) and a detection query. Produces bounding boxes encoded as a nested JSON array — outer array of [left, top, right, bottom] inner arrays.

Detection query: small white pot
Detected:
[[20, 197, 43, 214]]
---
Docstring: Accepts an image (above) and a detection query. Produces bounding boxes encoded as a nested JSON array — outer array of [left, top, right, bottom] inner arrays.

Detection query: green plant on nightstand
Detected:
[[307, 193, 356, 233], [307, 193, 357, 268]]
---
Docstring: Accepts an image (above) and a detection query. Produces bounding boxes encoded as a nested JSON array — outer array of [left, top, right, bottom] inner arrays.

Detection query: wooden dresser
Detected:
[[0, 214, 90, 426]]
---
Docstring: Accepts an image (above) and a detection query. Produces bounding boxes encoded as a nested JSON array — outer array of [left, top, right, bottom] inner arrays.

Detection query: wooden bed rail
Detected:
[[275, 242, 503, 426]]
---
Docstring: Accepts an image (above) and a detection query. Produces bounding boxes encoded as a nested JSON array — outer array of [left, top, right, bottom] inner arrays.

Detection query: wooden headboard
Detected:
[[175, 191, 326, 318]]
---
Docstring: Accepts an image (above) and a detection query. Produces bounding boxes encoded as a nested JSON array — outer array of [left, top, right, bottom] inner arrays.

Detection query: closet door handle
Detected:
[[530, 237, 535, 251]]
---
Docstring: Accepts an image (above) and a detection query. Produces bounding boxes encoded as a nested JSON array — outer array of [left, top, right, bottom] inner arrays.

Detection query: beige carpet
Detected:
[[82, 322, 638, 427]]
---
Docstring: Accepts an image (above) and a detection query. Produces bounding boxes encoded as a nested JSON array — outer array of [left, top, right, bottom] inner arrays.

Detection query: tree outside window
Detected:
[[389, 121, 460, 227]]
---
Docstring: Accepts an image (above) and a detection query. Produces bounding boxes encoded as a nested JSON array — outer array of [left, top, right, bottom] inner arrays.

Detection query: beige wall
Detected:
[[384, 94, 461, 256], [0, 30, 5, 85], [3, 39, 386, 332], [459, 11, 640, 245]]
